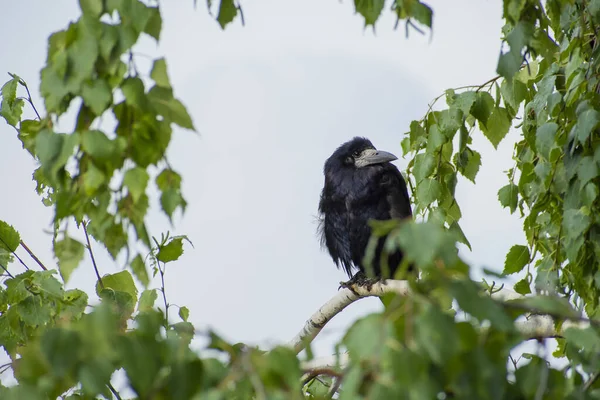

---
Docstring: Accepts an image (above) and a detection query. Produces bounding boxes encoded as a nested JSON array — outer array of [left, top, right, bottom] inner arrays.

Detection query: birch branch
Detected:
[[289, 279, 590, 357], [288, 280, 410, 354]]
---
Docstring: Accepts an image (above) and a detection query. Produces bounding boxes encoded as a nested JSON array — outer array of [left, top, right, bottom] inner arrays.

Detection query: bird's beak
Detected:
[[356, 148, 398, 167]]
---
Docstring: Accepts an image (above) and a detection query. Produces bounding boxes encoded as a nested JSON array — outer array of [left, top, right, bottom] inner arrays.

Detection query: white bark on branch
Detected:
[[288, 280, 410, 354], [289, 279, 590, 358]]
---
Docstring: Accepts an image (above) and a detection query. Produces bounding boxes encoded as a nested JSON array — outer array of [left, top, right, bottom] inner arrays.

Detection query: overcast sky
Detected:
[[0, 0, 532, 380]]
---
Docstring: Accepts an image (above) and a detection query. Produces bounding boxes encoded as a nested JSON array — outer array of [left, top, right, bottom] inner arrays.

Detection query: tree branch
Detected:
[[19, 240, 47, 270], [289, 279, 590, 357], [83, 221, 103, 289], [288, 280, 410, 354]]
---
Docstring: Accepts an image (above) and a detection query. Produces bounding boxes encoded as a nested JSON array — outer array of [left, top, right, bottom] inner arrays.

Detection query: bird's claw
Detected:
[[338, 272, 382, 294]]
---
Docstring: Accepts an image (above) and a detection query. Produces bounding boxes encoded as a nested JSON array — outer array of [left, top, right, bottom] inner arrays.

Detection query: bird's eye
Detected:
[[352, 150, 361, 157]]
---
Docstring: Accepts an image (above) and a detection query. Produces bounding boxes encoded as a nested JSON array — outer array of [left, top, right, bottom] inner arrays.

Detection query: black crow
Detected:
[[318, 137, 413, 285]]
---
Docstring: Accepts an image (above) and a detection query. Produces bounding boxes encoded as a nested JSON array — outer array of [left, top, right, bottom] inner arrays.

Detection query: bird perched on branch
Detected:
[[318, 137, 413, 287]]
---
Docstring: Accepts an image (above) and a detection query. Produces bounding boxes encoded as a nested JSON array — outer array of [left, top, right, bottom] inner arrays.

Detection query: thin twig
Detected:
[[107, 382, 123, 400], [584, 372, 600, 391], [327, 375, 343, 398], [0, 262, 14, 279], [0, 238, 29, 272], [236, 2, 245, 26], [19, 240, 47, 270], [83, 221, 103, 289], [301, 368, 343, 386], [158, 262, 169, 327], [16, 77, 41, 120], [0, 361, 12, 376]]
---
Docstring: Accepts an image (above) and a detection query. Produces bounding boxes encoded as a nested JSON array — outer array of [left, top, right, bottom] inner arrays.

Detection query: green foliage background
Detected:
[[1, 0, 600, 398]]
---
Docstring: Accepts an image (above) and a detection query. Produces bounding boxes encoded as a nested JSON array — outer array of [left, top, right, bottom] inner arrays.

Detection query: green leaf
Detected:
[[5, 271, 35, 303], [450, 280, 514, 331], [41, 328, 82, 377], [81, 79, 112, 115], [354, 0, 385, 26], [412, 152, 436, 182], [171, 321, 195, 346], [497, 183, 518, 213], [514, 278, 532, 295], [36, 130, 79, 182], [396, 221, 458, 267], [344, 313, 392, 360], [562, 209, 591, 241], [563, 327, 600, 354], [54, 236, 85, 284], [458, 149, 481, 182], [96, 270, 138, 300], [217, 0, 238, 29], [15, 295, 52, 325], [452, 91, 477, 114], [98, 289, 136, 325], [482, 107, 511, 148], [123, 167, 149, 202], [103, 222, 128, 259], [535, 122, 558, 160], [79, 0, 103, 17], [160, 189, 187, 220], [138, 289, 157, 312], [67, 22, 99, 86], [156, 169, 186, 219], [503, 245, 530, 275], [81, 130, 125, 173], [0, 221, 20, 252], [508, 295, 579, 318], [577, 156, 598, 187], [130, 255, 150, 288], [471, 92, 494, 126], [83, 163, 106, 195], [0, 77, 24, 127], [1, 77, 18, 105], [151, 58, 171, 89], [61, 289, 89, 320], [144, 6, 162, 41], [439, 108, 462, 137], [147, 86, 195, 130], [416, 178, 441, 207], [157, 237, 184, 263], [576, 109, 600, 144], [121, 77, 147, 109], [414, 303, 459, 364], [32, 270, 64, 300], [410, 2, 433, 27], [178, 306, 190, 322], [497, 23, 529, 78]]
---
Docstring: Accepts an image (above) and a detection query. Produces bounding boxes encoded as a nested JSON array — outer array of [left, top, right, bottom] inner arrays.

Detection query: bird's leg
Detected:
[[339, 271, 382, 293]]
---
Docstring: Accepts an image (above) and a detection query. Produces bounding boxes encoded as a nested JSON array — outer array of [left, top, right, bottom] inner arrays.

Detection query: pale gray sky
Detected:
[[1, 0, 528, 373]]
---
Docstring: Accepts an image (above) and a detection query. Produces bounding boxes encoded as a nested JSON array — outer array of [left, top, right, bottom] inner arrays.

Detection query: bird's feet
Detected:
[[339, 271, 382, 294]]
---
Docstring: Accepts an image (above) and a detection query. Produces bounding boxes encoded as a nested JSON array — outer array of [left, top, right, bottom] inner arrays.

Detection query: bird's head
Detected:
[[325, 137, 398, 171]]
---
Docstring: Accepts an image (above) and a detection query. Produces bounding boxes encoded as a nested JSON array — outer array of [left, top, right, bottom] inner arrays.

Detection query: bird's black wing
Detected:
[[318, 193, 355, 277], [380, 164, 412, 220]]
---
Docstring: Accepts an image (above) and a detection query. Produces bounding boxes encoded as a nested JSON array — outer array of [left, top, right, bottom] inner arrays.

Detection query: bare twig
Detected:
[[107, 382, 123, 400], [19, 78, 41, 120], [19, 240, 47, 270], [83, 221, 103, 289], [301, 367, 343, 386], [327, 375, 343, 398], [158, 261, 169, 326], [584, 372, 600, 391], [0, 262, 15, 279]]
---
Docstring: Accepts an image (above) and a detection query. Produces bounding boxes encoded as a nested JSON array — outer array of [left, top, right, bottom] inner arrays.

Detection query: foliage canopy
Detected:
[[2, 0, 600, 398]]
